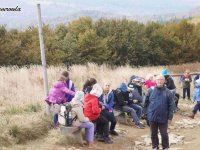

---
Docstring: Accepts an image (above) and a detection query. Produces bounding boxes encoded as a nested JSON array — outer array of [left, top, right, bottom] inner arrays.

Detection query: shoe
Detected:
[[135, 123, 145, 129], [110, 130, 119, 136], [96, 135, 104, 142], [103, 137, 113, 144]]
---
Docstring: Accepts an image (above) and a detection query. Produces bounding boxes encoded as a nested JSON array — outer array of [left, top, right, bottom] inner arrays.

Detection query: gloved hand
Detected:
[[133, 99, 138, 103]]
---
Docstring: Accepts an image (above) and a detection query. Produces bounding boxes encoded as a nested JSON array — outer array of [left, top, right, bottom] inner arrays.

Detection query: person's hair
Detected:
[[82, 78, 97, 92], [59, 71, 69, 81]]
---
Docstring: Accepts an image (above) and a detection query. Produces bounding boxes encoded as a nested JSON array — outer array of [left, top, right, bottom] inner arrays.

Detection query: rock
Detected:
[[135, 141, 143, 146]]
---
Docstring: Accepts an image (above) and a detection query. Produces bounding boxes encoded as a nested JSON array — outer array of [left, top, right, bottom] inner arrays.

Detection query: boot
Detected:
[[188, 112, 195, 119]]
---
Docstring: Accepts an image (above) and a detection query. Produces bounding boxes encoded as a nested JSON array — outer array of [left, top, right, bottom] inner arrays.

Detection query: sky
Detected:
[[0, 0, 200, 28]]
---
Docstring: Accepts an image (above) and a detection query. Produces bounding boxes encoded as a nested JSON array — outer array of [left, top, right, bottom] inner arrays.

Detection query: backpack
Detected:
[[58, 103, 77, 126]]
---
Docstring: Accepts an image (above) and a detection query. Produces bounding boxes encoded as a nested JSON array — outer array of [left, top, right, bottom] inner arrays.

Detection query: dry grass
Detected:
[[0, 62, 200, 147]]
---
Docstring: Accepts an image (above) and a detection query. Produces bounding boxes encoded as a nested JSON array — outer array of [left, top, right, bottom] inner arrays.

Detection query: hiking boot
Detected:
[[188, 113, 195, 119], [110, 130, 119, 136], [135, 123, 145, 129], [103, 137, 113, 144]]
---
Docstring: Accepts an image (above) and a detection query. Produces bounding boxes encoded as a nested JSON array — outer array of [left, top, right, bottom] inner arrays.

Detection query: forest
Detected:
[[0, 17, 200, 66]]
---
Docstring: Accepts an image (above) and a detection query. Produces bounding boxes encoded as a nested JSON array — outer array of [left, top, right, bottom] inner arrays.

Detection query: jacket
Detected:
[[128, 83, 143, 105], [84, 93, 101, 121], [46, 81, 75, 104], [65, 79, 75, 102], [145, 86, 175, 123], [71, 100, 89, 127], [164, 75, 176, 90], [144, 80, 156, 89], [193, 80, 200, 102], [99, 90, 114, 111], [180, 75, 192, 88]]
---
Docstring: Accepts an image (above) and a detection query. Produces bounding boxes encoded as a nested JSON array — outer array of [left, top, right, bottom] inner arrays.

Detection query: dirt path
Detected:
[[5, 100, 200, 150]]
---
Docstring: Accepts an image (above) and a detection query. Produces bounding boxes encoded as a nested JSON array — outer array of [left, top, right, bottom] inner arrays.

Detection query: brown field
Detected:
[[0, 62, 200, 149]]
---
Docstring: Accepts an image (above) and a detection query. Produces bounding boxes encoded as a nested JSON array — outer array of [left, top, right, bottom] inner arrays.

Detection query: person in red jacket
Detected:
[[84, 83, 113, 144]]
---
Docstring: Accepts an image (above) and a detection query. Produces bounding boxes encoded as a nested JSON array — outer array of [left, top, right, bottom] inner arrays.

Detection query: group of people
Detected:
[[45, 69, 200, 150]]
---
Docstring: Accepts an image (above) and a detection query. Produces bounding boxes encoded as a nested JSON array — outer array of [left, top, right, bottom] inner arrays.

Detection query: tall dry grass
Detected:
[[0, 62, 200, 147]]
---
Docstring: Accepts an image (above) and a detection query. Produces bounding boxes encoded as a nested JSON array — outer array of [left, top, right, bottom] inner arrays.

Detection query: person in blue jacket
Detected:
[[99, 82, 118, 136], [189, 79, 200, 119], [145, 75, 175, 150]]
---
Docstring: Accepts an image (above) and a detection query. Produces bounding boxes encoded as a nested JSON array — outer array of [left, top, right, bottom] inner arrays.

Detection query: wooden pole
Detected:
[[37, 3, 50, 114]]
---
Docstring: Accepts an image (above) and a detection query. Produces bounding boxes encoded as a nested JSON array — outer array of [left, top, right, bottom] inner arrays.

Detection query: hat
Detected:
[[161, 69, 168, 76], [90, 83, 103, 97], [73, 91, 84, 102]]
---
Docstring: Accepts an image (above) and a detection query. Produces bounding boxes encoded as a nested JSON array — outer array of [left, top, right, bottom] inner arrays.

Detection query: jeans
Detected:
[[122, 105, 139, 124], [149, 121, 169, 149], [129, 104, 143, 119], [79, 122, 94, 142], [193, 101, 200, 114], [183, 87, 190, 99], [101, 109, 117, 131]]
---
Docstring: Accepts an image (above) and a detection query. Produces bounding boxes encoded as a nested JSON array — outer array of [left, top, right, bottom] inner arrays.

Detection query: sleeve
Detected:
[[105, 92, 114, 110], [168, 91, 175, 120], [144, 89, 151, 109], [61, 86, 75, 96], [91, 98, 101, 115], [189, 75, 192, 82]]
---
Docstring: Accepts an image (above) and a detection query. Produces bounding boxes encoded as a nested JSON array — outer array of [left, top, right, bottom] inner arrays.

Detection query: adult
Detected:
[[99, 82, 118, 136], [145, 75, 175, 150], [180, 69, 192, 100], [144, 74, 156, 90], [113, 83, 144, 129], [45, 71, 75, 128], [65, 72, 75, 102]]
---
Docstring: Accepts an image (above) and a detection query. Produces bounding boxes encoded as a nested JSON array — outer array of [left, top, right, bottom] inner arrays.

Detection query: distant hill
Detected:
[[0, 0, 200, 29]]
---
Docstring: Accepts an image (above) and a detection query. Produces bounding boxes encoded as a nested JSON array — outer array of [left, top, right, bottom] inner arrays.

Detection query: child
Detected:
[[84, 83, 113, 144], [71, 91, 99, 149], [45, 71, 75, 128], [189, 79, 200, 119]]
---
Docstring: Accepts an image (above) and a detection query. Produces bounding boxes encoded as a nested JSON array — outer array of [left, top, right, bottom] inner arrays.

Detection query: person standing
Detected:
[[145, 75, 175, 150], [189, 79, 200, 119], [180, 70, 192, 100]]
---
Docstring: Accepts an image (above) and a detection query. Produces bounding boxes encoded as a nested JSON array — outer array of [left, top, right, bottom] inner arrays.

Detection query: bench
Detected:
[[60, 126, 83, 145], [113, 110, 131, 125]]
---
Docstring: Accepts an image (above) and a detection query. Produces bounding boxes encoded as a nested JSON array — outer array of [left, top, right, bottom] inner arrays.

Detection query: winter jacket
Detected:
[[145, 86, 175, 123], [99, 90, 114, 111], [164, 75, 176, 90], [113, 83, 130, 110], [71, 100, 89, 127], [128, 83, 143, 105], [65, 79, 75, 102], [193, 79, 200, 102], [180, 75, 192, 88], [46, 81, 75, 104], [84, 93, 101, 121], [144, 80, 156, 90]]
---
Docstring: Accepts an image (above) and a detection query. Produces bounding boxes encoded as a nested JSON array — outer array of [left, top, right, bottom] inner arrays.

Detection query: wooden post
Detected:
[[37, 3, 50, 114]]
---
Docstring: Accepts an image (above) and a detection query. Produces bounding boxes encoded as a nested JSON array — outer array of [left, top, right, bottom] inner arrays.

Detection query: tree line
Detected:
[[0, 17, 200, 66]]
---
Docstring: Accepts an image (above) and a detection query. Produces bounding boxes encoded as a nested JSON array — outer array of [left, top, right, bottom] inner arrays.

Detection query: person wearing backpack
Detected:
[[70, 91, 99, 149], [84, 83, 113, 144], [45, 71, 75, 128], [99, 82, 118, 136], [145, 75, 175, 150]]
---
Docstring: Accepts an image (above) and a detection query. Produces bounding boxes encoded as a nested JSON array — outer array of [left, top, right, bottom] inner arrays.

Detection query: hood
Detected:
[[119, 83, 128, 92], [90, 83, 103, 97]]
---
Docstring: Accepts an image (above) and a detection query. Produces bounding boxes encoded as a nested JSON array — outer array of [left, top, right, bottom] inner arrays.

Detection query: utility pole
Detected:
[[37, 3, 50, 114]]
